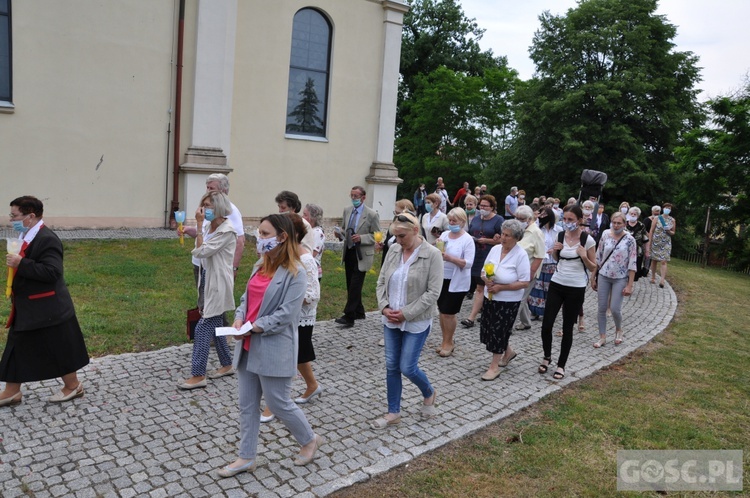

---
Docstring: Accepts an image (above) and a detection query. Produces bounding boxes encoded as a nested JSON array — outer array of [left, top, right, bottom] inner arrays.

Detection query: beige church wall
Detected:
[[228, 0, 386, 221], [0, 1, 177, 228]]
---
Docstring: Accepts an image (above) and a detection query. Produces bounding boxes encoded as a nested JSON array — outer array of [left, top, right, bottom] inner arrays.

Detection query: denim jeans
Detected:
[[383, 325, 434, 414]]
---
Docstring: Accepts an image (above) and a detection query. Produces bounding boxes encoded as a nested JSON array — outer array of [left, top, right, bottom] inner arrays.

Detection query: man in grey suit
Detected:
[[334, 186, 380, 327]]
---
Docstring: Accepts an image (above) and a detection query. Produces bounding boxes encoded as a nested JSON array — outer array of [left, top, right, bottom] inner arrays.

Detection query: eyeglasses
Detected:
[[9, 212, 26, 220]]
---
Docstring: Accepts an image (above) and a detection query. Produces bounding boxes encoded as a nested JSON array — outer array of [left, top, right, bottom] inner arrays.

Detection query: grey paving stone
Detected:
[[0, 228, 677, 496]]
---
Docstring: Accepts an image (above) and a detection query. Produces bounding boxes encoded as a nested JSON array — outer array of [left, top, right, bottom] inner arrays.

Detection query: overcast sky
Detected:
[[458, 0, 750, 101]]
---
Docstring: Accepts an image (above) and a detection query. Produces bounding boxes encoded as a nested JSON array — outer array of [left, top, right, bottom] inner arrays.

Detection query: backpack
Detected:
[[556, 231, 590, 274]]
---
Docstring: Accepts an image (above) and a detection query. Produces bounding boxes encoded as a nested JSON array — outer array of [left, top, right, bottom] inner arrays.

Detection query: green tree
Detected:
[[490, 0, 702, 205], [674, 81, 750, 267], [396, 0, 516, 197], [396, 66, 516, 198], [287, 77, 324, 135]]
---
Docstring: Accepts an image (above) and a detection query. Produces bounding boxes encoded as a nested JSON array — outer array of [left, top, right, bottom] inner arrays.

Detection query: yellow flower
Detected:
[[484, 262, 495, 277], [373, 231, 384, 243]]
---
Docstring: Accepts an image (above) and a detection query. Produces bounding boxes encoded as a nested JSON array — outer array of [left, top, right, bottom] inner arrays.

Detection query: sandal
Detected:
[[460, 318, 475, 328], [593, 337, 606, 348], [370, 415, 401, 430], [421, 390, 437, 419], [438, 346, 454, 357], [555, 330, 563, 337], [538, 357, 551, 374], [615, 330, 623, 345], [553, 368, 565, 380]]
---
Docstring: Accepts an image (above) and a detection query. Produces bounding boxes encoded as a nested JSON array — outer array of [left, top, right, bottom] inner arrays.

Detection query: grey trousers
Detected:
[[237, 361, 315, 460], [596, 275, 628, 336], [517, 276, 538, 327]]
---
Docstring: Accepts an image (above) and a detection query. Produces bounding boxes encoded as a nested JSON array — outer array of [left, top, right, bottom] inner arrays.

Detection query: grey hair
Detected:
[[304, 203, 323, 227], [515, 205, 534, 221], [502, 219, 525, 241], [629, 206, 641, 217], [200, 191, 232, 218], [205, 173, 230, 194], [582, 200, 595, 210], [652, 205, 661, 214]]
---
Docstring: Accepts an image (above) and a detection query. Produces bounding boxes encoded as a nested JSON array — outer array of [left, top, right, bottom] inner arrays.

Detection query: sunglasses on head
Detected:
[[394, 214, 414, 225]]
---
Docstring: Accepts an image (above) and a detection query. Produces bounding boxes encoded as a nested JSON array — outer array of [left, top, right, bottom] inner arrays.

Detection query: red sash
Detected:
[[5, 241, 29, 329]]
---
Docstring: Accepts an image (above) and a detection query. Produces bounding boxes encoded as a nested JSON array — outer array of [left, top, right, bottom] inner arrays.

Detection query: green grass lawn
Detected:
[[0, 239, 381, 357], [332, 259, 750, 497]]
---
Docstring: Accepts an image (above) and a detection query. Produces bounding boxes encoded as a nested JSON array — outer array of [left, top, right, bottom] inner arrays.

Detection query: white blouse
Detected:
[[481, 243, 530, 302], [438, 231, 475, 292]]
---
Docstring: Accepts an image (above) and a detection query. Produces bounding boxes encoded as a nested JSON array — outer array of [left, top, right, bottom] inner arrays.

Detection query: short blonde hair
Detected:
[[447, 207, 467, 227], [610, 212, 626, 224], [389, 212, 420, 233]]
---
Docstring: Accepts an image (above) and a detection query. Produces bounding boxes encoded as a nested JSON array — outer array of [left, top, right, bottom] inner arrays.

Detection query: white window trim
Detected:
[[0, 100, 14, 113], [284, 133, 329, 143]]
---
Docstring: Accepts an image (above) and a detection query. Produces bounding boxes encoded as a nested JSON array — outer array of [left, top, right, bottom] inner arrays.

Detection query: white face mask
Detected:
[[626, 215, 637, 222], [256, 235, 280, 254], [479, 209, 491, 218], [621, 207, 628, 214], [583, 209, 593, 216], [518, 221, 529, 230]]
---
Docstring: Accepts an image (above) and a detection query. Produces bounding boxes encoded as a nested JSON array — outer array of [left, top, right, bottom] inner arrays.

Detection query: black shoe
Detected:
[[335, 317, 354, 327], [355, 314, 367, 320]]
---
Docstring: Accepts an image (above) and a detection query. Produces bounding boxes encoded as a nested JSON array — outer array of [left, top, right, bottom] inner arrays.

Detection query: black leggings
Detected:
[[540, 281, 586, 369]]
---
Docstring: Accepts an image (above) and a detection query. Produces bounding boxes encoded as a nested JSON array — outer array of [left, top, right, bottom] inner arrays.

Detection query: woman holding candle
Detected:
[[178, 191, 237, 389], [218, 214, 323, 476], [420, 193, 449, 245], [0, 196, 90, 407], [478, 219, 530, 381]]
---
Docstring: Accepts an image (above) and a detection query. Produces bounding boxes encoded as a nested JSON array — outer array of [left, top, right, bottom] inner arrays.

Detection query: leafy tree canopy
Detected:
[[487, 0, 702, 207], [396, 0, 516, 198], [674, 80, 750, 266]]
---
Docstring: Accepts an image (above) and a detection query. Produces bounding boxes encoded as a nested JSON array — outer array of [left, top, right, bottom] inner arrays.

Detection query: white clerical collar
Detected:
[[22, 219, 45, 245]]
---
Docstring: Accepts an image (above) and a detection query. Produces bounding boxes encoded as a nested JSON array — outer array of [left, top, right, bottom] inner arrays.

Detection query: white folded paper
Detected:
[[215, 321, 253, 337]]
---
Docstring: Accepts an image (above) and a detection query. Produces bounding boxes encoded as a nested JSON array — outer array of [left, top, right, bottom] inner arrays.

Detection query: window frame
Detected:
[[0, 0, 12, 108], [284, 7, 332, 140]]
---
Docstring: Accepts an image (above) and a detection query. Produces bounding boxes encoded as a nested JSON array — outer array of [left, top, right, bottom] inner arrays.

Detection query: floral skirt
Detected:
[[528, 262, 556, 317], [480, 299, 520, 355]]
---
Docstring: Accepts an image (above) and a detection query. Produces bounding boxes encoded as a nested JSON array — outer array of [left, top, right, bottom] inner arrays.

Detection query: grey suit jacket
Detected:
[[232, 264, 307, 377], [341, 204, 380, 272]]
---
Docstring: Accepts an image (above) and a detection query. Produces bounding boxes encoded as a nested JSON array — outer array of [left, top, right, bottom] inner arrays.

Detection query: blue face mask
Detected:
[[563, 222, 578, 232], [663, 208, 671, 215], [448, 224, 461, 233], [12, 219, 29, 233], [352, 199, 362, 208], [204, 208, 215, 222], [425, 203, 433, 213]]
